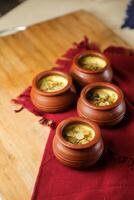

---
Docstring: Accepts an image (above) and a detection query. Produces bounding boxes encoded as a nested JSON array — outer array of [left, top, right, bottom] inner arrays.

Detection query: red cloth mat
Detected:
[[12, 38, 134, 200]]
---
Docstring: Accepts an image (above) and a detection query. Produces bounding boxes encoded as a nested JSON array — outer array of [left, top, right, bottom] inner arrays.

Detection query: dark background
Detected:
[[0, 0, 26, 16]]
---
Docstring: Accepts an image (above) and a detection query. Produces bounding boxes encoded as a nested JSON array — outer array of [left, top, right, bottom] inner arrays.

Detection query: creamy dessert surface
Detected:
[[78, 55, 106, 71], [38, 75, 68, 92], [63, 123, 95, 145], [87, 87, 118, 106]]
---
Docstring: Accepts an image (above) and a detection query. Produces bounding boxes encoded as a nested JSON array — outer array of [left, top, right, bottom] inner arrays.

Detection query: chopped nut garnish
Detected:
[[87, 87, 118, 106], [63, 123, 95, 145]]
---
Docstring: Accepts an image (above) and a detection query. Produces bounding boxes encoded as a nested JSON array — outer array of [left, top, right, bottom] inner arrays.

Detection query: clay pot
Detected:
[[77, 82, 126, 127], [70, 50, 113, 88], [31, 70, 76, 112], [53, 117, 104, 169]]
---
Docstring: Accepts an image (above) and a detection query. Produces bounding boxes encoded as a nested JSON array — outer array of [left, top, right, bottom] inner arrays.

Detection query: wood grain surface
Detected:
[[0, 10, 130, 200]]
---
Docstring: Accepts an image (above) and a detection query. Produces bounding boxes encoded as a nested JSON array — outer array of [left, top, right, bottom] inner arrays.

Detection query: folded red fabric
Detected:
[[12, 38, 134, 200]]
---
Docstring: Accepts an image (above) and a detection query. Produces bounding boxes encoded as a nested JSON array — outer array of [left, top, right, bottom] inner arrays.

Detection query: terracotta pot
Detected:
[[31, 70, 76, 112], [70, 50, 113, 88], [77, 82, 126, 127], [53, 117, 104, 169]]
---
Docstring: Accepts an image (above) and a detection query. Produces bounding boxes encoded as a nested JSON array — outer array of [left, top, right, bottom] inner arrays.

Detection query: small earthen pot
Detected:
[[53, 117, 104, 169], [70, 50, 113, 88], [31, 70, 76, 112], [77, 82, 126, 127]]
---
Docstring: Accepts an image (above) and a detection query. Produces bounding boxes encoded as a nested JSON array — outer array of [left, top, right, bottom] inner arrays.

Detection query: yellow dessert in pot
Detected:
[[78, 55, 106, 71], [87, 87, 118, 106], [63, 123, 95, 144], [38, 75, 68, 92]]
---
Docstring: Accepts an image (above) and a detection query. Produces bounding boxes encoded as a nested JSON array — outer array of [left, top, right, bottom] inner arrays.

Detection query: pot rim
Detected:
[[72, 50, 111, 74], [32, 70, 72, 96], [56, 117, 101, 149], [80, 82, 124, 111]]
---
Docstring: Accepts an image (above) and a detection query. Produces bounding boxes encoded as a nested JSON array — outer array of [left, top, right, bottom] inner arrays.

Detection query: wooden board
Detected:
[[0, 10, 130, 200]]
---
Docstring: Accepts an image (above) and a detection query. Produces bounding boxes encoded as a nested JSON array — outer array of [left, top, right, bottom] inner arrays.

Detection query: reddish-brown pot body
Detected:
[[70, 50, 113, 88], [53, 117, 104, 169], [77, 82, 126, 127], [31, 70, 76, 113]]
